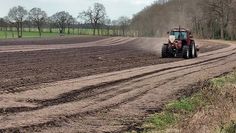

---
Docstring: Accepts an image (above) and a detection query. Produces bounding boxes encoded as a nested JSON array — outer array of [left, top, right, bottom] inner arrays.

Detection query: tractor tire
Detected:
[[183, 45, 190, 59], [194, 49, 198, 57], [161, 44, 169, 58], [190, 42, 196, 58], [194, 45, 198, 58]]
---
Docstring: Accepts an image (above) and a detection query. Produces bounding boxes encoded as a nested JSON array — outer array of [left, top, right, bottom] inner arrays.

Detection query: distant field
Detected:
[[0, 28, 113, 39]]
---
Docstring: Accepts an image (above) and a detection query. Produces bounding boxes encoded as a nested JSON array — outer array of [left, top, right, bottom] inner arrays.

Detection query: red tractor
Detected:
[[161, 28, 199, 59]]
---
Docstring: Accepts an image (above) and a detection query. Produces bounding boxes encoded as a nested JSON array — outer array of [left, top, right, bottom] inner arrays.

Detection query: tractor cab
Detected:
[[168, 28, 192, 47], [170, 31, 187, 40]]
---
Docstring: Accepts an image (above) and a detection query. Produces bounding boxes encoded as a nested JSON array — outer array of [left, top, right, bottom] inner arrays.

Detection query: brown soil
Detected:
[[0, 37, 234, 133], [0, 36, 107, 46], [0, 38, 226, 93]]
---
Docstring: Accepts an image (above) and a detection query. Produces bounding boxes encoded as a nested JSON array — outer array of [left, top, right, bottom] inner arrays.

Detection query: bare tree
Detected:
[[77, 21, 81, 35], [66, 15, 74, 34], [79, 3, 106, 35], [51, 11, 70, 34], [205, 0, 233, 39], [0, 18, 8, 38], [98, 16, 108, 35], [71, 18, 78, 35], [24, 18, 33, 32], [228, 1, 236, 40], [0, 18, 5, 31], [0, 18, 3, 31], [28, 7, 47, 37], [104, 18, 111, 36], [8, 6, 27, 38], [118, 16, 131, 36], [46, 17, 54, 33], [111, 20, 119, 36], [4, 16, 15, 38]]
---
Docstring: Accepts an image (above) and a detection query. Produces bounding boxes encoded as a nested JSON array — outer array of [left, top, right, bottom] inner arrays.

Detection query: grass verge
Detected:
[[135, 71, 236, 133]]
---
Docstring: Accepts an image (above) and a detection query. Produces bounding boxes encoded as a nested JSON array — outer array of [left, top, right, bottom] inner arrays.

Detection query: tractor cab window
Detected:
[[170, 31, 187, 40]]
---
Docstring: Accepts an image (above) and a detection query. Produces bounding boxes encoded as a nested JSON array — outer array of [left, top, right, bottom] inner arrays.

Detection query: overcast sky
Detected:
[[0, 0, 157, 20]]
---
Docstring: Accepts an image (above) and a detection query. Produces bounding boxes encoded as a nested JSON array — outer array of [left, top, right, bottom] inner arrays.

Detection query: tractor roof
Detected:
[[171, 28, 189, 32]]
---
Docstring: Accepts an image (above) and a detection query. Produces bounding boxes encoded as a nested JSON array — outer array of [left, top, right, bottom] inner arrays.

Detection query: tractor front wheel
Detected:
[[161, 44, 169, 58], [183, 45, 190, 59]]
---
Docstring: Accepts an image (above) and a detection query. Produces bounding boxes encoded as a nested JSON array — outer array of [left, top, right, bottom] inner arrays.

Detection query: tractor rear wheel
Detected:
[[194, 46, 198, 57], [190, 42, 197, 58], [183, 45, 190, 59], [161, 44, 169, 58]]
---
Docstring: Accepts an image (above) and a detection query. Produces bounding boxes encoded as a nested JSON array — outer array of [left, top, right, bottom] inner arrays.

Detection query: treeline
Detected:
[[0, 3, 132, 38], [131, 0, 236, 40], [2, 0, 235, 39]]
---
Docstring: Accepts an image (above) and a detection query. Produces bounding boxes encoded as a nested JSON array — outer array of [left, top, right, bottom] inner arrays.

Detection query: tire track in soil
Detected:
[[0, 37, 136, 53], [0, 70, 217, 132], [0, 66, 217, 115], [0, 52, 230, 111], [1, 56, 236, 132]]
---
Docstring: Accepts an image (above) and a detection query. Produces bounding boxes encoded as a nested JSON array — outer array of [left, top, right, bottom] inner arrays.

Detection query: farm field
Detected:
[[0, 37, 235, 132]]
